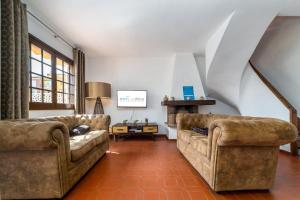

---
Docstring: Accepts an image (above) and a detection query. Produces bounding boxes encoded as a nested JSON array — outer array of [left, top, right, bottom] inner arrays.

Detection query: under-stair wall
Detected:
[[251, 17, 300, 117], [239, 62, 298, 154], [200, 15, 300, 154], [249, 16, 300, 154], [239, 63, 290, 122]]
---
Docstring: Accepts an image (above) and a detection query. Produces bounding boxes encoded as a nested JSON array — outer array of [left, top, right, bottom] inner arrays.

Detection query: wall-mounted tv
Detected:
[[117, 90, 147, 108]]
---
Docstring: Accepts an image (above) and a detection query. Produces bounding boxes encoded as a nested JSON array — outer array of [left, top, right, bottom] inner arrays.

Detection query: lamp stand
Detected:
[[93, 96, 104, 114]]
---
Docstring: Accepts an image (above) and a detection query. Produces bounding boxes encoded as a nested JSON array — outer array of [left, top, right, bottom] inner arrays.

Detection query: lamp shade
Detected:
[[85, 82, 111, 99]]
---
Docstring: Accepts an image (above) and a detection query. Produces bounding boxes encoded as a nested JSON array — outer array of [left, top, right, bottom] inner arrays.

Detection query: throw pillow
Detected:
[[70, 125, 90, 136], [192, 127, 209, 136]]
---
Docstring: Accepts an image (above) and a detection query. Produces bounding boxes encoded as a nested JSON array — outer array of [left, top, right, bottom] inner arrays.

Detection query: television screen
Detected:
[[117, 90, 147, 108]]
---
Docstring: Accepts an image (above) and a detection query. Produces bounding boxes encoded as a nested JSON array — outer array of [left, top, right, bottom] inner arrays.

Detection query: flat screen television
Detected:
[[117, 90, 147, 108]]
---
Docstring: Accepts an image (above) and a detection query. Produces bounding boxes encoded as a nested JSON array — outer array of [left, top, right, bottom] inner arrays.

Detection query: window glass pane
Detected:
[[31, 44, 42, 61], [57, 81, 63, 92], [43, 64, 52, 78], [43, 77, 52, 90], [64, 72, 69, 83], [64, 83, 69, 93], [70, 75, 75, 85], [43, 91, 52, 103], [64, 94, 69, 104], [70, 95, 74, 104], [64, 62, 69, 72], [56, 69, 63, 81], [56, 58, 63, 70], [31, 60, 42, 74], [43, 51, 52, 65], [31, 74, 42, 88], [32, 89, 42, 102], [57, 93, 63, 104], [70, 85, 75, 94]]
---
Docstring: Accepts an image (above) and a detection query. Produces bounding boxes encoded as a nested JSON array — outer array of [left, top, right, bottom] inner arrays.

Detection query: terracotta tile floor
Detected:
[[65, 137, 300, 200]]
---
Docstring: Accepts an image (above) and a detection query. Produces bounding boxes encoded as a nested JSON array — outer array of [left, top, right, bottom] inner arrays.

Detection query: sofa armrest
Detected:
[[0, 121, 69, 151], [209, 118, 298, 146]]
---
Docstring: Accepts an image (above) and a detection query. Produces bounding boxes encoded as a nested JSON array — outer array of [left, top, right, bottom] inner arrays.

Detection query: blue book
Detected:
[[183, 86, 195, 100]]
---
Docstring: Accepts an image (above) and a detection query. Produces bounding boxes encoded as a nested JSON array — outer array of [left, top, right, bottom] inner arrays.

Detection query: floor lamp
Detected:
[[85, 82, 111, 114]]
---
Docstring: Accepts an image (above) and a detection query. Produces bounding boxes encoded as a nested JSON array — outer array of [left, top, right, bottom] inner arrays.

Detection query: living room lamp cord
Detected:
[[129, 110, 135, 122]]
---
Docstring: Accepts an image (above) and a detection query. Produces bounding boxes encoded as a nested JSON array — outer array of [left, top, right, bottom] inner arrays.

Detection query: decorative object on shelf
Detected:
[[163, 95, 168, 101], [145, 118, 148, 125], [199, 96, 205, 100], [133, 120, 139, 126], [183, 86, 195, 100], [122, 119, 128, 125], [85, 82, 111, 114], [170, 96, 175, 101]]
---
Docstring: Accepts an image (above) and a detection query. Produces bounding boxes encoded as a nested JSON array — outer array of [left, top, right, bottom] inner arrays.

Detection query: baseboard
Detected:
[[155, 134, 176, 140]]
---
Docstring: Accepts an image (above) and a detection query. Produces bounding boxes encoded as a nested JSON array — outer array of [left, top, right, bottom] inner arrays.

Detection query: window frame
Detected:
[[29, 34, 75, 110]]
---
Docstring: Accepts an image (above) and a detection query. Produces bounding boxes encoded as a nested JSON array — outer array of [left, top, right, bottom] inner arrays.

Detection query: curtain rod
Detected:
[[27, 10, 75, 49]]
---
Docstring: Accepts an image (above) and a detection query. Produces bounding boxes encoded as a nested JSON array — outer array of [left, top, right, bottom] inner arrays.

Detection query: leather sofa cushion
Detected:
[[178, 130, 199, 144], [190, 135, 208, 157], [91, 130, 109, 145], [70, 130, 107, 161]]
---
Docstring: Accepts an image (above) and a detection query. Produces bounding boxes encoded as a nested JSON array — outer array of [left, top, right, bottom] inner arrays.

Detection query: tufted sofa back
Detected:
[[30, 114, 111, 132], [75, 114, 111, 131], [43, 116, 78, 130], [176, 113, 258, 130]]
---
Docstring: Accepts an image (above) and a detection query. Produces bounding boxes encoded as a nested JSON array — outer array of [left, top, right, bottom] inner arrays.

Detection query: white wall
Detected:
[[204, 2, 285, 108], [26, 3, 73, 59], [86, 55, 239, 135], [205, 12, 234, 77], [199, 98, 240, 115], [194, 54, 240, 115], [170, 53, 205, 99], [239, 64, 291, 152], [251, 17, 300, 116], [25, 1, 238, 121], [239, 64, 290, 121], [26, 5, 75, 117], [86, 56, 174, 134]]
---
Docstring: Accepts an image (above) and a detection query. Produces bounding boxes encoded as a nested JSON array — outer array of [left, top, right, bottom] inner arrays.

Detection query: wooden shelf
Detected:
[[161, 99, 216, 128], [161, 100, 216, 106]]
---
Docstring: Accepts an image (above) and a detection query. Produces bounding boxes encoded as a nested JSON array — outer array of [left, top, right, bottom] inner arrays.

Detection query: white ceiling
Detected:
[[24, 0, 300, 57]]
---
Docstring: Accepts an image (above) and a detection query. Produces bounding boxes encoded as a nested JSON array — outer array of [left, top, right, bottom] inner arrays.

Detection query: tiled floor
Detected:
[[65, 137, 300, 200]]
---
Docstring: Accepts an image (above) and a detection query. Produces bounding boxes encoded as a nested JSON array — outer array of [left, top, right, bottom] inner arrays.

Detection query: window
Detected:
[[29, 35, 75, 110]]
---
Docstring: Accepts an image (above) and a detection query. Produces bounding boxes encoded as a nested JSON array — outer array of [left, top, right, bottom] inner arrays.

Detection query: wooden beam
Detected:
[[161, 100, 216, 106]]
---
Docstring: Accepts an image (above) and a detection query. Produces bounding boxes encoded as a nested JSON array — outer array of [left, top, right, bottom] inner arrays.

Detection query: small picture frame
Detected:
[[183, 86, 195, 100]]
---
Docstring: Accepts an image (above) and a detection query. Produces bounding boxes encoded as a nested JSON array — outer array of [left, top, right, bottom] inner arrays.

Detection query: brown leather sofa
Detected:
[[0, 114, 110, 199], [176, 113, 297, 192]]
